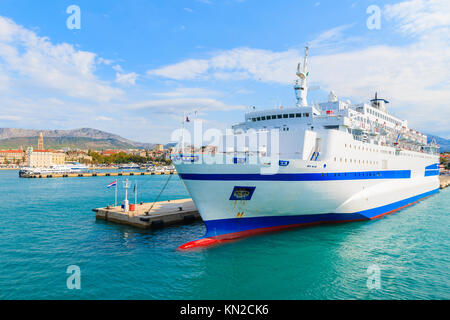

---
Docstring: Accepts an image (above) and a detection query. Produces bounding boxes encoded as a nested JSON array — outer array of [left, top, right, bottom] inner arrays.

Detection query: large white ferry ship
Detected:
[[173, 47, 440, 250]]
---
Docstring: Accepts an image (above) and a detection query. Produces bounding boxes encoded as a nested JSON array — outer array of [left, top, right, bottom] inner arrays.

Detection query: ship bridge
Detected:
[[233, 106, 320, 132]]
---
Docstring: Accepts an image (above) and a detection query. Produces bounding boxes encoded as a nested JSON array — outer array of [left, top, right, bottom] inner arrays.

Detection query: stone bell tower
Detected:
[[38, 132, 44, 150]]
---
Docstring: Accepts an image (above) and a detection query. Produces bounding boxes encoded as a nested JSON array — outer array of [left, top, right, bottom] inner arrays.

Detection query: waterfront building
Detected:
[[129, 149, 147, 157], [25, 147, 66, 167], [0, 149, 25, 165], [50, 151, 66, 165], [23, 134, 67, 167], [26, 147, 52, 167], [153, 144, 164, 152], [66, 151, 93, 163], [101, 149, 120, 156]]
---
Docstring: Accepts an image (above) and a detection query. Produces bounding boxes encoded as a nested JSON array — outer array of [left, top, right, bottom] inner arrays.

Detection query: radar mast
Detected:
[[294, 46, 309, 107]]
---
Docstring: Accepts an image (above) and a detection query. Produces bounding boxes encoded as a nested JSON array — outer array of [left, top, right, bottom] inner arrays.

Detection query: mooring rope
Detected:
[[145, 173, 173, 216]]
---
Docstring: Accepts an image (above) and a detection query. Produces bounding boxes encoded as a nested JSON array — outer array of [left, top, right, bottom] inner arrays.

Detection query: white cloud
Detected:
[[95, 116, 113, 121], [147, 48, 299, 83], [308, 24, 357, 49], [384, 0, 450, 36], [0, 16, 122, 102], [115, 72, 138, 85], [148, 59, 210, 80], [151, 87, 221, 98], [98, 57, 114, 65], [112, 64, 123, 72], [130, 97, 246, 114], [0, 66, 9, 91], [0, 115, 21, 121]]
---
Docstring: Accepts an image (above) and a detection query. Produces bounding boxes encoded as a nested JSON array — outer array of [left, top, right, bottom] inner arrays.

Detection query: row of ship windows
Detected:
[[345, 143, 392, 154], [404, 153, 435, 159], [322, 172, 383, 177], [251, 113, 310, 122], [346, 143, 432, 158], [334, 158, 379, 165], [366, 109, 402, 126]]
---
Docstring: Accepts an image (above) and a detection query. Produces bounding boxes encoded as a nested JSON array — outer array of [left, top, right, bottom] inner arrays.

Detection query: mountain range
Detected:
[[0, 128, 156, 150]]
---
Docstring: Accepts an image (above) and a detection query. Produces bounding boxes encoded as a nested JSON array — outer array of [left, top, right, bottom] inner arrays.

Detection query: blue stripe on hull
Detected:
[[180, 170, 411, 181], [203, 188, 440, 238], [425, 170, 439, 176]]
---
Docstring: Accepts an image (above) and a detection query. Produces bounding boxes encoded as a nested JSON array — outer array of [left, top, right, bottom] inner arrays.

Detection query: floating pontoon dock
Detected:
[[93, 198, 200, 229]]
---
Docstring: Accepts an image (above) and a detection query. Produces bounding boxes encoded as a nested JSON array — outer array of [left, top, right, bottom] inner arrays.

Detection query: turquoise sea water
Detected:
[[0, 170, 448, 299]]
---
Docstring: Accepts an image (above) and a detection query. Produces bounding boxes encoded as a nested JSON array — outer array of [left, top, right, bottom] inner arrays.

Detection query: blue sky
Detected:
[[0, 0, 448, 143]]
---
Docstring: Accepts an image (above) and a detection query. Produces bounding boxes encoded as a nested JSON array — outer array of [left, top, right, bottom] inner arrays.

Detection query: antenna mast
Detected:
[[294, 46, 309, 107]]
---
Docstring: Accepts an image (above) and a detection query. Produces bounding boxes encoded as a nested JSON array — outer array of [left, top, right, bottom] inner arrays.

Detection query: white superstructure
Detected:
[[173, 47, 440, 250]]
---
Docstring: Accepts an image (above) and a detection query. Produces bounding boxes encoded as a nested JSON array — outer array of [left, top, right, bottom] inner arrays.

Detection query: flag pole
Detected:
[[181, 112, 185, 155], [115, 179, 117, 207], [134, 180, 137, 205]]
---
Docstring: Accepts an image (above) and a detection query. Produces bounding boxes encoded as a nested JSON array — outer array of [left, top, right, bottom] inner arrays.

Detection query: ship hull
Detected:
[[174, 156, 440, 249]]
